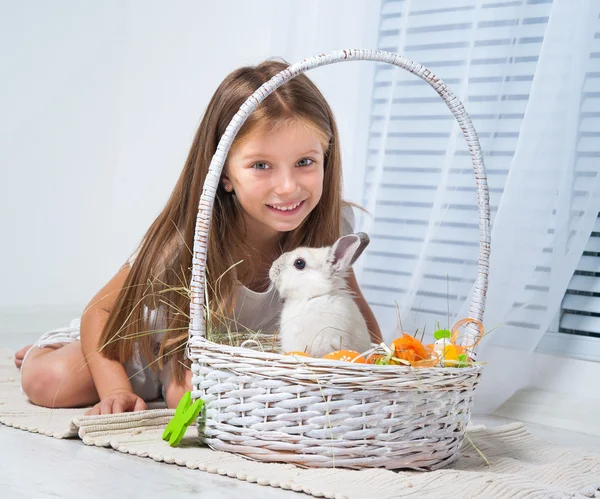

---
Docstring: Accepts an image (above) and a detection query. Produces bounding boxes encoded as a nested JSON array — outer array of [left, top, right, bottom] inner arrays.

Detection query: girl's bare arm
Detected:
[[345, 269, 383, 343], [80, 266, 137, 401]]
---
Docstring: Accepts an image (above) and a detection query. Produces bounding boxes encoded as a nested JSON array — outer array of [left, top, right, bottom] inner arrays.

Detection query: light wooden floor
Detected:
[[2, 331, 600, 499]]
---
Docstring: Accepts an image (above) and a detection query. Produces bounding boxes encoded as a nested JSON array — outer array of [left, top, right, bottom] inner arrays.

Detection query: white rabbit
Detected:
[[269, 232, 372, 358]]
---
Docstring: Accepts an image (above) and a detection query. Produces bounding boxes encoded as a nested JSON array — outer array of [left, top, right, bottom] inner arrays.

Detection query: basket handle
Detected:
[[187, 49, 491, 351]]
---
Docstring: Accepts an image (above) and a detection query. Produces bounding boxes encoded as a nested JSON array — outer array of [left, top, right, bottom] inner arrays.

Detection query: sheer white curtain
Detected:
[[354, 0, 600, 413], [464, 0, 600, 413]]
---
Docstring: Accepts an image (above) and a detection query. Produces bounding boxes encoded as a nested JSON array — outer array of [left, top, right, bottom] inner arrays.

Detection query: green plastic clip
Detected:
[[162, 391, 204, 447]]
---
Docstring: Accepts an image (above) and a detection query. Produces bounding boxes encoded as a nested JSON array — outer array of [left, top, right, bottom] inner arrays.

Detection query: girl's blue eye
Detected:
[[297, 158, 313, 167], [253, 162, 269, 170]]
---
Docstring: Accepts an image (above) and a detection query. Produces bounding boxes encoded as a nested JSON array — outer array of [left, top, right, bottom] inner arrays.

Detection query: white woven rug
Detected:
[[1, 348, 599, 499]]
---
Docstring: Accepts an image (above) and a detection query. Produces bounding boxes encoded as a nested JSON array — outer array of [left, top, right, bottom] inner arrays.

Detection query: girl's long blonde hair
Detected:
[[99, 60, 345, 383]]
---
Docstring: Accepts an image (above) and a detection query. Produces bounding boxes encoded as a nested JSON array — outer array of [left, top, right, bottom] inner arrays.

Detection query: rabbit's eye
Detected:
[[294, 258, 306, 270]]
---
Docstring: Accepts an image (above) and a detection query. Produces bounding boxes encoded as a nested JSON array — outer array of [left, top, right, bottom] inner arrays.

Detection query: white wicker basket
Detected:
[[188, 49, 491, 470]]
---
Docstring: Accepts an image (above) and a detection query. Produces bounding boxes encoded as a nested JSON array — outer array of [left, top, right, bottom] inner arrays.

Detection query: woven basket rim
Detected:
[[189, 336, 483, 376]]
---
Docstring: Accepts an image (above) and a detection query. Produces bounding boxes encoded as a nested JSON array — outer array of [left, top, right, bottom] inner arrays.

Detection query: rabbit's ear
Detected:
[[329, 232, 370, 271]]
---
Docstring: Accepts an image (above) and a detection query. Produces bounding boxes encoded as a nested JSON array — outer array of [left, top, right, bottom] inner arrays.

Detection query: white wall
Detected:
[[0, 0, 379, 332]]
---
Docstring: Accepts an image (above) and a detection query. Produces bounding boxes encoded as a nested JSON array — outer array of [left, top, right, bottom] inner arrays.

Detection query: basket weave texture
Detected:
[[188, 49, 491, 470]]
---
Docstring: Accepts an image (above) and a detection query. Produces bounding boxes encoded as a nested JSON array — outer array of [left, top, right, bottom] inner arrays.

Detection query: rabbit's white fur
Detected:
[[269, 233, 371, 357]]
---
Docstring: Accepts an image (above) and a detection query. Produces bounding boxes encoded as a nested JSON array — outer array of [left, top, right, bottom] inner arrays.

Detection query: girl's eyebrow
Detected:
[[299, 149, 323, 157], [241, 149, 323, 160]]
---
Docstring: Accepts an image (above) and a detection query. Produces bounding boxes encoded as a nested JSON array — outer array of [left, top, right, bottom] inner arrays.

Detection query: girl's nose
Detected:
[[274, 169, 299, 196]]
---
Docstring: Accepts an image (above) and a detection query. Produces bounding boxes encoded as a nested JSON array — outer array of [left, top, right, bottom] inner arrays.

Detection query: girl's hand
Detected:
[[164, 368, 193, 409], [85, 390, 147, 415]]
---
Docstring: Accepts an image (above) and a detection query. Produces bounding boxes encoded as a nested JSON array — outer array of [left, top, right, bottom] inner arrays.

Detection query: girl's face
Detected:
[[224, 120, 325, 242]]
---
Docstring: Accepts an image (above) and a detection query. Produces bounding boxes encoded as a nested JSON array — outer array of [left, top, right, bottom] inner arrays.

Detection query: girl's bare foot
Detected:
[[14, 345, 33, 369]]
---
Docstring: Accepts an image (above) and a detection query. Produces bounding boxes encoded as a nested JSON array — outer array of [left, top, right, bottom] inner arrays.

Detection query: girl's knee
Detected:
[[21, 358, 71, 407]]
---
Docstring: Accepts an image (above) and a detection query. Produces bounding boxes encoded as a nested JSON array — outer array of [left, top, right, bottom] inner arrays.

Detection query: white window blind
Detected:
[[357, 0, 600, 343], [559, 214, 600, 338]]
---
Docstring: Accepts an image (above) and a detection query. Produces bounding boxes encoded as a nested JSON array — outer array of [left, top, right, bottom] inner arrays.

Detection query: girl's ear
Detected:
[[221, 174, 233, 193]]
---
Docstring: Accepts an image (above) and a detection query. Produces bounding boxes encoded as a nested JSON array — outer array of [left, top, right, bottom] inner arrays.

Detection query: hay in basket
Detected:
[[187, 49, 491, 470]]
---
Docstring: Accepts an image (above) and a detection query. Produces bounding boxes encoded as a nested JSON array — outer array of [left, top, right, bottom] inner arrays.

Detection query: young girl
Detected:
[[15, 60, 382, 415]]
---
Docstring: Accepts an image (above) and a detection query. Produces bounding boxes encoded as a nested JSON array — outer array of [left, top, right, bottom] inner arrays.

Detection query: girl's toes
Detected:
[[14, 344, 33, 368]]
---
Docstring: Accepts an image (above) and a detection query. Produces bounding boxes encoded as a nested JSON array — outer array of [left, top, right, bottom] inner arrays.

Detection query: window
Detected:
[[357, 0, 600, 358], [560, 215, 600, 338]]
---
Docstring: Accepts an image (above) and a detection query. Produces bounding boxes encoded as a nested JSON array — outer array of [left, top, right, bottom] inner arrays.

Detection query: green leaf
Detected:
[[434, 329, 451, 340], [457, 353, 469, 367]]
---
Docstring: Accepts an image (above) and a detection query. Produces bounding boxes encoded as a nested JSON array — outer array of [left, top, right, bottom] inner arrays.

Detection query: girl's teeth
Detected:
[[271, 201, 301, 211]]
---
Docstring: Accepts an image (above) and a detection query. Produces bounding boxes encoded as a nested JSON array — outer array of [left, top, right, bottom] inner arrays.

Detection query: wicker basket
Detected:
[[188, 49, 491, 470]]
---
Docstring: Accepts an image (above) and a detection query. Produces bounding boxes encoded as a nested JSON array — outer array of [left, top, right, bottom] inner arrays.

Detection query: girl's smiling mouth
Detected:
[[266, 200, 306, 215]]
